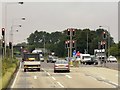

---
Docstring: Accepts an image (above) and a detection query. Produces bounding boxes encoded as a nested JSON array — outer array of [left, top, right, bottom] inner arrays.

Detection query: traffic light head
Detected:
[[102, 31, 107, 39], [2, 28, 5, 36], [72, 29, 75, 36], [72, 40, 75, 48], [67, 29, 70, 36], [2, 40, 5, 47]]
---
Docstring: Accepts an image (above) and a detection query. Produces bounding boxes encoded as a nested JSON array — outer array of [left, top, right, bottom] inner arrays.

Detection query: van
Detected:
[[80, 54, 92, 65]]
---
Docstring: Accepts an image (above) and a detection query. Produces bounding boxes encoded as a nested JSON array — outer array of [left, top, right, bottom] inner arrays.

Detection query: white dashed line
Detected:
[[52, 77, 56, 80], [34, 76, 37, 79], [47, 72, 51, 76], [66, 75, 72, 78], [11, 62, 21, 88], [57, 82, 64, 88]]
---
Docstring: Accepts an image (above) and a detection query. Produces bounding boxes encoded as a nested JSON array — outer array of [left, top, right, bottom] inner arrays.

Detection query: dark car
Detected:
[[47, 56, 58, 63]]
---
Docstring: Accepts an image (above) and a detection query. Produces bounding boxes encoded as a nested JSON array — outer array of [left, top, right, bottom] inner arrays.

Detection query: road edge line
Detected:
[[11, 62, 21, 88]]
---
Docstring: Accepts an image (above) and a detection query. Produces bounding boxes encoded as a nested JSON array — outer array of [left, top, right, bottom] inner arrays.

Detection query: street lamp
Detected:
[[10, 17, 25, 60], [3, 2, 24, 57]]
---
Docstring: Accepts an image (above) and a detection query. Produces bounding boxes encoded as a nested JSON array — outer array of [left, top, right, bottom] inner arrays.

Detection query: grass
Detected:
[[1, 58, 19, 89]]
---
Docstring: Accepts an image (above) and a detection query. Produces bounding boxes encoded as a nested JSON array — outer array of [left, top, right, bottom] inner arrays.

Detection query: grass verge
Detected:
[[1, 58, 19, 89]]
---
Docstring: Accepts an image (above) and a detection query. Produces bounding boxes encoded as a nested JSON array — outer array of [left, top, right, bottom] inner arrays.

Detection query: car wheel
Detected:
[[68, 70, 70, 73], [24, 69, 26, 72], [54, 70, 56, 73], [38, 68, 40, 71]]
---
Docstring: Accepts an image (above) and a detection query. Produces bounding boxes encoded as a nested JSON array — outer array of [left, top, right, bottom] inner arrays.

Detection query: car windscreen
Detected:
[[83, 56, 90, 59], [24, 54, 40, 61], [55, 60, 68, 64]]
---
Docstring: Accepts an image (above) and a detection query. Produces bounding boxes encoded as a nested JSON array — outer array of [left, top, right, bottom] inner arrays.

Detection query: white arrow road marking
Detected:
[[57, 82, 64, 88], [66, 75, 72, 78], [11, 62, 21, 88]]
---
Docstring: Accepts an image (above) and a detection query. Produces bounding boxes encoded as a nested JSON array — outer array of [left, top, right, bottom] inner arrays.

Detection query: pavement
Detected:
[[9, 59, 118, 89]]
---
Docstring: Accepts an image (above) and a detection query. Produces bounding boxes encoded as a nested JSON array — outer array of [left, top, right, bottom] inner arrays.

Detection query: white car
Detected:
[[54, 60, 70, 72], [107, 56, 117, 62]]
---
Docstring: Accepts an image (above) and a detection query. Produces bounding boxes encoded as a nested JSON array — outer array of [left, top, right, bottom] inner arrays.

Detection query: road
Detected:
[[10, 59, 118, 89]]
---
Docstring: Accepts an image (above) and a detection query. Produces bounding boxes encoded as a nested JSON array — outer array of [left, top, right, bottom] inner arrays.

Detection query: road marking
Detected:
[[103, 82, 116, 88], [109, 81, 118, 86], [57, 82, 64, 88], [11, 62, 21, 88], [66, 75, 72, 78], [47, 72, 51, 76], [34, 76, 37, 79], [52, 77, 56, 80]]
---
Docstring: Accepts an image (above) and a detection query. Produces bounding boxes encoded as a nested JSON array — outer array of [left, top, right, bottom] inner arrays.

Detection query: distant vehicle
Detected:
[[32, 49, 44, 62], [80, 54, 92, 65], [23, 53, 41, 72], [39, 54, 44, 62], [107, 56, 117, 62], [94, 49, 106, 62], [47, 56, 58, 63], [90, 55, 98, 65], [54, 60, 70, 73]]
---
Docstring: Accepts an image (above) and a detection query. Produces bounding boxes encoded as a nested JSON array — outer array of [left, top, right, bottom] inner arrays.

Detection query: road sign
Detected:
[[73, 50, 76, 56], [76, 51, 80, 56]]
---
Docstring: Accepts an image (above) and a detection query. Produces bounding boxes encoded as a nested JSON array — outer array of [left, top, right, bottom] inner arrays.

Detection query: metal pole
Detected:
[[43, 35, 45, 56], [70, 29, 72, 58], [11, 26, 13, 62], [87, 32, 88, 54]]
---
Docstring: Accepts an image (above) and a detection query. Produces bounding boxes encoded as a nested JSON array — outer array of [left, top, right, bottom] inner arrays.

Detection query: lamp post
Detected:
[[43, 35, 45, 56], [10, 17, 25, 61], [4, 2, 24, 57]]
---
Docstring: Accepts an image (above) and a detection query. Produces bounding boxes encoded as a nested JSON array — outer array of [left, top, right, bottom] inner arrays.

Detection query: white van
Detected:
[[80, 54, 91, 64]]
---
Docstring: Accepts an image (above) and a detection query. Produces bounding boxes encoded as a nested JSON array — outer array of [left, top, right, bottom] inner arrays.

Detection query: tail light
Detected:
[[66, 65, 69, 67]]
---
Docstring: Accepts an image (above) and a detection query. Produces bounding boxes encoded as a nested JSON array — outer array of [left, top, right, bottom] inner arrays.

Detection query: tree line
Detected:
[[21, 28, 118, 57]]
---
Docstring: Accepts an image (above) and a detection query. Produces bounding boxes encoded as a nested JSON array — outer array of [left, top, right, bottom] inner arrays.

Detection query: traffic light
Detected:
[[102, 41, 106, 49], [103, 31, 107, 39], [9, 42, 12, 49], [72, 40, 75, 48], [72, 29, 75, 36], [2, 28, 5, 36], [67, 29, 70, 36], [67, 41, 70, 48], [2, 40, 5, 47], [65, 41, 68, 48]]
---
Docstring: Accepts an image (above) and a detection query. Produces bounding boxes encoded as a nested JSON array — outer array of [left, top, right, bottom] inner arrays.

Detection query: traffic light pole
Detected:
[[70, 30, 72, 58]]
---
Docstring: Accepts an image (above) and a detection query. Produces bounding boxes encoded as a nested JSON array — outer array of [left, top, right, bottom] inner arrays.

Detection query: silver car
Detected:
[[54, 60, 70, 73]]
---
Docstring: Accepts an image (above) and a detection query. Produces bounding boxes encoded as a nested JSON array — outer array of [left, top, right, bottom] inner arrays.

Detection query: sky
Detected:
[[0, 1, 119, 44]]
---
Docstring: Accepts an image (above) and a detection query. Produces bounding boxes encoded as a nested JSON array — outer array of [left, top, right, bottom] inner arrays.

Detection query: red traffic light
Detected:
[[2, 28, 5, 36]]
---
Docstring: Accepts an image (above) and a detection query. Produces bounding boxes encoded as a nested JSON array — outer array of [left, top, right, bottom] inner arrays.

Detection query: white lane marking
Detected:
[[109, 81, 118, 86], [57, 82, 64, 88], [34, 76, 37, 79], [103, 82, 116, 88], [11, 62, 21, 88], [47, 72, 50, 76], [52, 77, 56, 80], [99, 77, 106, 80], [66, 75, 72, 79]]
